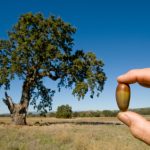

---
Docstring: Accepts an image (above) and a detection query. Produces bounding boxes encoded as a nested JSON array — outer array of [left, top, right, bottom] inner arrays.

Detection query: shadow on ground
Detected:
[[0, 120, 123, 126], [33, 121, 123, 126]]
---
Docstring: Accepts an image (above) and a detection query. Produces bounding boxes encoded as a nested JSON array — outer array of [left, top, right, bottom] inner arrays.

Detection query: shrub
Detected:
[[56, 105, 72, 118]]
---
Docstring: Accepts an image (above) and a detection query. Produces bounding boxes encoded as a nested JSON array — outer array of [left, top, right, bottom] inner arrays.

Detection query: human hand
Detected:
[[117, 68, 150, 145], [117, 68, 150, 87]]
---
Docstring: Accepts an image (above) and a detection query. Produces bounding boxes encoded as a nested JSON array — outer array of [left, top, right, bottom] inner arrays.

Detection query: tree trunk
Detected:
[[3, 79, 31, 125], [3, 92, 27, 125], [3, 76, 35, 125], [11, 104, 27, 125]]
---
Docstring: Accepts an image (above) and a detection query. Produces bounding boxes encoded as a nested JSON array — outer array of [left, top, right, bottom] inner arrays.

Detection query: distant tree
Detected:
[[102, 110, 113, 117], [56, 105, 72, 118], [72, 111, 79, 117], [0, 13, 106, 125]]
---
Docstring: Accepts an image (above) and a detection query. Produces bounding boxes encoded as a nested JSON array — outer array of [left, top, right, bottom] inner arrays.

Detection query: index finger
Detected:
[[117, 68, 150, 87], [117, 69, 140, 84]]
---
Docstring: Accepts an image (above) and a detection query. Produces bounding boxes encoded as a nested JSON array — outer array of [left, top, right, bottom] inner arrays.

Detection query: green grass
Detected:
[[0, 117, 149, 150]]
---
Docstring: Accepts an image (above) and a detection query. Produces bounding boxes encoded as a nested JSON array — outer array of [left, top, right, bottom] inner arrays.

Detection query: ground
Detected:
[[0, 117, 149, 150]]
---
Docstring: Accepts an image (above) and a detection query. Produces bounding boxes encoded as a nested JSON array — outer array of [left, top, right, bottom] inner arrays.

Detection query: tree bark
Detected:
[[3, 92, 27, 125], [11, 104, 27, 125], [3, 78, 31, 125]]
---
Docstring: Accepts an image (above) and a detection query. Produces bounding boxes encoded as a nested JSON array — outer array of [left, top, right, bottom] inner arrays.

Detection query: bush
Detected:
[[56, 105, 72, 118]]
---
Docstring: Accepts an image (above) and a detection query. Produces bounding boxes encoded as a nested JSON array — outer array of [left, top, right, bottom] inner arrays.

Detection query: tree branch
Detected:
[[38, 71, 59, 81], [20, 80, 30, 108], [3, 92, 14, 113]]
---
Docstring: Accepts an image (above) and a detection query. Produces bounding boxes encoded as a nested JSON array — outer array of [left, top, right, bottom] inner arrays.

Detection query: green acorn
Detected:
[[116, 83, 130, 111]]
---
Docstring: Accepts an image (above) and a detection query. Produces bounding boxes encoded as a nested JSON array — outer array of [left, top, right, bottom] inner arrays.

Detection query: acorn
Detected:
[[116, 83, 130, 111]]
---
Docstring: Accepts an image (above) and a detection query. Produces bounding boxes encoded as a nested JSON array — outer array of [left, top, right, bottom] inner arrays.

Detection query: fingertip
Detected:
[[120, 111, 150, 145], [117, 75, 124, 83], [117, 112, 131, 126]]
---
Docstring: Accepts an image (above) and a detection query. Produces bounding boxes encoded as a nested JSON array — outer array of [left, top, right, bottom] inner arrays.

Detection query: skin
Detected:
[[117, 68, 150, 145]]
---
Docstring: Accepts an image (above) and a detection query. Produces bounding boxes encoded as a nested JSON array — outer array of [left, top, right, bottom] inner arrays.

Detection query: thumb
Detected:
[[117, 111, 150, 145]]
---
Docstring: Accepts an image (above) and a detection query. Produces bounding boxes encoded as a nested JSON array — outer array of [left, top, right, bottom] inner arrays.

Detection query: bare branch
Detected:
[[3, 92, 14, 113]]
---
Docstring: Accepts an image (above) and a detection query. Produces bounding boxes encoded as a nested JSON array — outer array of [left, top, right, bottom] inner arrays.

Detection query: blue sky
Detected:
[[0, 0, 150, 113]]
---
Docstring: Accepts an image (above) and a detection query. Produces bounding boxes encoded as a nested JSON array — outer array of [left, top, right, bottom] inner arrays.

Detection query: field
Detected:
[[0, 117, 149, 150]]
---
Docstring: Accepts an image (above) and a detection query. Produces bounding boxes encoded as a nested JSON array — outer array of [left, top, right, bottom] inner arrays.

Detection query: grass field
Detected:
[[0, 117, 149, 150]]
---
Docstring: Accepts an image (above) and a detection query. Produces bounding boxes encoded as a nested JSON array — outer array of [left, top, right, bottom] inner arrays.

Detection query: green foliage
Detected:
[[0, 13, 106, 114], [30, 80, 55, 115], [56, 105, 72, 118]]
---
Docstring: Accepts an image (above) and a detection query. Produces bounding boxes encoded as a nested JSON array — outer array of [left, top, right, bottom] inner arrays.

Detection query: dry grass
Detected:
[[0, 117, 149, 150]]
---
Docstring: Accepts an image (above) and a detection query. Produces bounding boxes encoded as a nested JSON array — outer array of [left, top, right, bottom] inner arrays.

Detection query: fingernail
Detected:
[[117, 112, 131, 126], [117, 75, 123, 82]]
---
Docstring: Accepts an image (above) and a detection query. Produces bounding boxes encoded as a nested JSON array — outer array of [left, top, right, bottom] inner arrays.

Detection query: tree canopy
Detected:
[[0, 13, 106, 114]]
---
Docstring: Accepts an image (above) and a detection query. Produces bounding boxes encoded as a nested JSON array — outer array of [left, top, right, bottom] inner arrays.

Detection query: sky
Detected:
[[0, 0, 150, 113]]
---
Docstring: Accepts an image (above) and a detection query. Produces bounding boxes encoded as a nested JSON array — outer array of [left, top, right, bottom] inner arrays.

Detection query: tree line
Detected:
[[1, 107, 150, 118], [29, 106, 150, 118]]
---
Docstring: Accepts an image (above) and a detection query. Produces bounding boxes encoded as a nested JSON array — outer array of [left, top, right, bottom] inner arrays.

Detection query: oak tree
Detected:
[[0, 13, 106, 125]]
